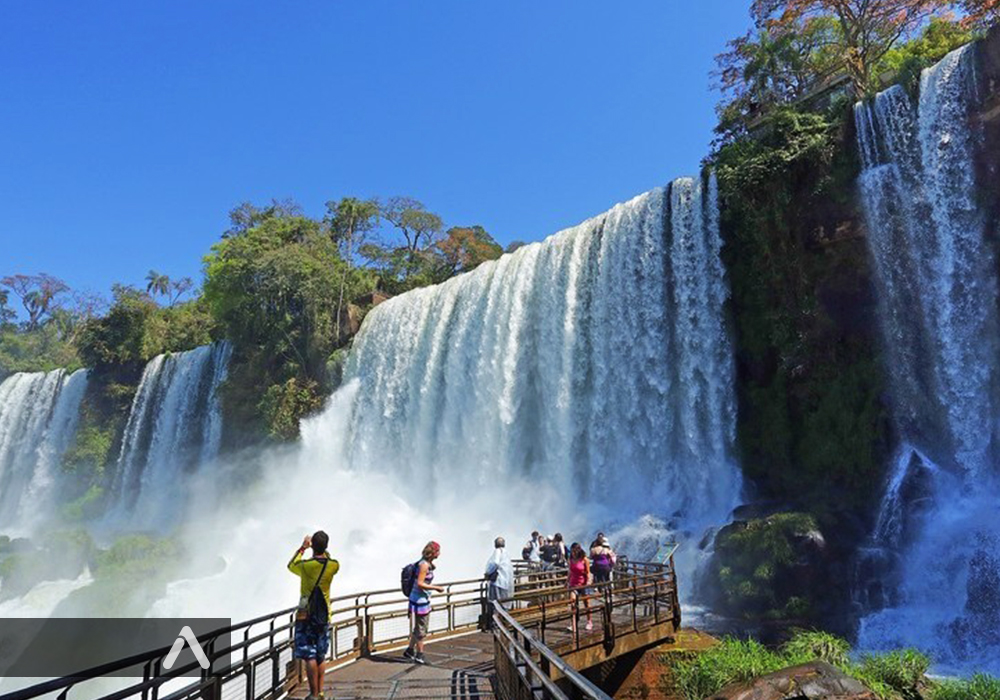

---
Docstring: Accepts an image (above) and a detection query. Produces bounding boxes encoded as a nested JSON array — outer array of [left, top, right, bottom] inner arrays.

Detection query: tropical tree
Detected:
[[325, 197, 380, 343], [960, 0, 1000, 27], [0, 290, 16, 328], [224, 198, 303, 238], [75, 285, 158, 370], [168, 277, 194, 306], [435, 226, 503, 276], [751, 0, 954, 92], [381, 197, 444, 261], [145, 270, 170, 299], [1, 273, 69, 330], [715, 18, 841, 138]]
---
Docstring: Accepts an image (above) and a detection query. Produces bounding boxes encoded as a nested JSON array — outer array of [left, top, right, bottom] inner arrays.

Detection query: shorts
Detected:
[[294, 620, 330, 660], [593, 568, 611, 584], [410, 611, 430, 641]]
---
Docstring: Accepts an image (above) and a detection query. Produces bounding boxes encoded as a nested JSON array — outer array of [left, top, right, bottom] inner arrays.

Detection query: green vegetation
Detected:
[[931, 674, 1000, 700], [3, 192, 502, 445], [880, 16, 975, 96], [714, 104, 890, 521], [852, 649, 931, 700], [54, 533, 188, 617], [1, 275, 85, 372], [668, 631, 931, 700], [0, 529, 94, 601], [714, 3, 976, 142], [712, 512, 821, 619], [203, 197, 502, 439]]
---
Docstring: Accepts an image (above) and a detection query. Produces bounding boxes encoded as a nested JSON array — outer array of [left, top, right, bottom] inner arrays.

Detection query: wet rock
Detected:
[[707, 512, 831, 622], [710, 661, 877, 700], [731, 501, 792, 521]]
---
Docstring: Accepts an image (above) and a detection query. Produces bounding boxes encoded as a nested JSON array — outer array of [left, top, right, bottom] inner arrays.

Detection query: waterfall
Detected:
[[341, 179, 740, 526], [107, 342, 232, 531], [0, 368, 88, 533], [855, 44, 1000, 672]]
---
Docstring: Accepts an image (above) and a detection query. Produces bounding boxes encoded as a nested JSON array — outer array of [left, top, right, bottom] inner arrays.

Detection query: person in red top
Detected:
[[566, 542, 593, 634]]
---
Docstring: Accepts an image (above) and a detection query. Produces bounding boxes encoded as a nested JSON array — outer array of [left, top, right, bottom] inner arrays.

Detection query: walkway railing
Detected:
[[5, 551, 680, 700], [494, 550, 680, 700]]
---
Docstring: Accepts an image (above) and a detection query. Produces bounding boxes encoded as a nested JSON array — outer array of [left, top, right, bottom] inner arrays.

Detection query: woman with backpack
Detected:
[[590, 534, 616, 584], [403, 541, 444, 664], [566, 542, 593, 633]]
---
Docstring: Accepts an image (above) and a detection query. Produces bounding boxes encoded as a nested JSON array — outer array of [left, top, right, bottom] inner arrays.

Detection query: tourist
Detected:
[[552, 533, 568, 566], [404, 541, 444, 664], [484, 536, 514, 615], [523, 531, 542, 569], [540, 536, 562, 571], [566, 542, 593, 633], [590, 534, 616, 584], [288, 531, 340, 700]]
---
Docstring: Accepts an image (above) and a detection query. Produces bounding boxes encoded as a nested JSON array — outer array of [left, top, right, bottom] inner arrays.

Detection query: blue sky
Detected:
[[1, 2, 752, 299]]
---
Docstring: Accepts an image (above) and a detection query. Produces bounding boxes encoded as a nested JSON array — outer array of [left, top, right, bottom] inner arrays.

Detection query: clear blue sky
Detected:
[[1, 1, 752, 299]]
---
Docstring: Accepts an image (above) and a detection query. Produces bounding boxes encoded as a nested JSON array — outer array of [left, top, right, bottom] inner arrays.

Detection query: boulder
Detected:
[[710, 661, 877, 700], [708, 512, 830, 621]]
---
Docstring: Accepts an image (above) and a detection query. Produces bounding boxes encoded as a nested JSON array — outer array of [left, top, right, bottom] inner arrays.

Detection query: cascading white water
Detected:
[[106, 342, 232, 531], [0, 368, 88, 533], [855, 44, 1000, 672], [150, 179, 742, 626], [343, 179, 740, 527]]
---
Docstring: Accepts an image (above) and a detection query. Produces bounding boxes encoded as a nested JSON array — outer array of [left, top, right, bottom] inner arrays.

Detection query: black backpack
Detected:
[[401, 560, 421, 596], [304, 559, 330, 627]]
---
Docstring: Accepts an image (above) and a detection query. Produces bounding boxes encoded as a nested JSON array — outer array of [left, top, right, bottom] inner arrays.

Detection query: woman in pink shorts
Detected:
[[566, 542, 593, 633]]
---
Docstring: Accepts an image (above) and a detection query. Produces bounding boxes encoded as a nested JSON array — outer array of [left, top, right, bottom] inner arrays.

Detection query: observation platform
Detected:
[[9, 554, 683, 700]]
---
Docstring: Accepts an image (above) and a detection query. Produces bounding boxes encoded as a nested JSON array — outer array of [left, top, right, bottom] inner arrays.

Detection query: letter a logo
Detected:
[[163, 626, 210, 670]]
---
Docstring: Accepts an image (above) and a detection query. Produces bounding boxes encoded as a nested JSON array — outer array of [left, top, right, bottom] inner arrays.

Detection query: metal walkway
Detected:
[[5, 552, 682, 700]]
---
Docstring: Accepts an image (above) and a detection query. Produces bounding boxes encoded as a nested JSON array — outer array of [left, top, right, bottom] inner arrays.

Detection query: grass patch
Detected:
[[667, 631, 931, 700], [930, 675, 1000, 700]]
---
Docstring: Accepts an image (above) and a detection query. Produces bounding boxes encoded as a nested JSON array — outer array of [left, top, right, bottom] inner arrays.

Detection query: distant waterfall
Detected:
[[855, 44, 1000, 672], [0, 369, 88, 532], [107, 342, 232, 531], [342, 179, 740, 524]]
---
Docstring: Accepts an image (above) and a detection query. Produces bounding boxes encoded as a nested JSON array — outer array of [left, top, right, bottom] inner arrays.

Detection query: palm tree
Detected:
[[145, 270, 170, 301]]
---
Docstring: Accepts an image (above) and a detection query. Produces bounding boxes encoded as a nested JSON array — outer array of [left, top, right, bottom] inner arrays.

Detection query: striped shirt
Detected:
[[408, 560, 434, 616]]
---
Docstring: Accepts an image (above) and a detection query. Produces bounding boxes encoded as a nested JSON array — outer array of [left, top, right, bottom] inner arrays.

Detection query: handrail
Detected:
[[7, 555, 680, 700], [493, 602, 611, 700]]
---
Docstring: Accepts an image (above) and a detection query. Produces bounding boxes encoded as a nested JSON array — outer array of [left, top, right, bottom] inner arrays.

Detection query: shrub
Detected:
[[849, 650, 931, 700], [781, 630, 851, 667]]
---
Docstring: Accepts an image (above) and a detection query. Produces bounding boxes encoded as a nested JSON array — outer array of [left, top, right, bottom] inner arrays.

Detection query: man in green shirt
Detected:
[[288, 531, 339, 700]]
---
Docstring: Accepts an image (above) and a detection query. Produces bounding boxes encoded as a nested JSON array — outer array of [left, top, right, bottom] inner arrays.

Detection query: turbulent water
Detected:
[[0, 368, 88, 534], [105, 342, 232, 531], [344, 179, 740, 527], [855, 44, 1000, 673]]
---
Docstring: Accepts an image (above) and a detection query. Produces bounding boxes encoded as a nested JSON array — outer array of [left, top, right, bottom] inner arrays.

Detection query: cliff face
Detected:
[[717, 106, 889, 533], [710, 29, 1000, 630]]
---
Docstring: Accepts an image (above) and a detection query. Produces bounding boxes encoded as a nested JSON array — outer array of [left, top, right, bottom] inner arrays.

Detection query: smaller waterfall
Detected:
[[0, 369, 88, 532], [107, 342, 232, 531], [855, 44, 1000, 673]]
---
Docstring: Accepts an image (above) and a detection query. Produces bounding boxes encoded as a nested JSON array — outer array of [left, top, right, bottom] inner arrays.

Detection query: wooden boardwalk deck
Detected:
[[289, 633, 496, 700], [296, 605, 680, 700]]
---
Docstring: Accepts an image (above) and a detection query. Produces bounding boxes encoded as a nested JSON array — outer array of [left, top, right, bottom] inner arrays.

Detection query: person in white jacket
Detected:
[[484, 537, 514, 608]]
